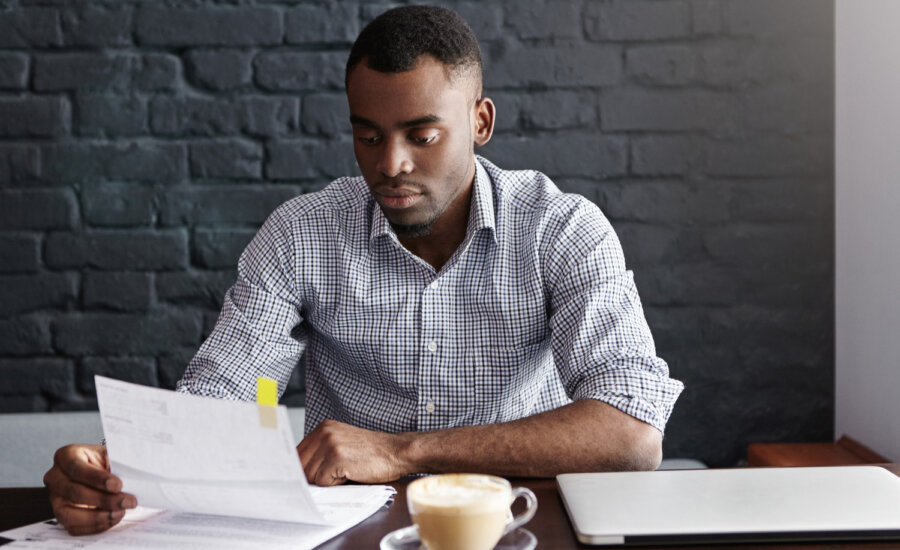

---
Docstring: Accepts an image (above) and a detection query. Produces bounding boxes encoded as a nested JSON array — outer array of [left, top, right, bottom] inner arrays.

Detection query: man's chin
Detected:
[[389, 220, 435, 238]]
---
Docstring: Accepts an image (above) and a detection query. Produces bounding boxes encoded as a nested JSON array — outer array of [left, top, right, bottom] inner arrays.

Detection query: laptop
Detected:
[[557, 465, 900, 546]]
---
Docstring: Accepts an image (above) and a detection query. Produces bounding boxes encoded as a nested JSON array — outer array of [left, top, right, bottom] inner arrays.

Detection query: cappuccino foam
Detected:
[[408, 474, 509, 514]]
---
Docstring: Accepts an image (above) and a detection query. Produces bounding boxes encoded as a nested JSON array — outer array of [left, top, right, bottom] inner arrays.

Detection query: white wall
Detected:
[[835, 0, 900, 461]]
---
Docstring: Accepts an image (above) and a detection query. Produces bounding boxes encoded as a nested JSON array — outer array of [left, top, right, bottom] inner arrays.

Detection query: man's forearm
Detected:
[[396, 399, 662, 477]]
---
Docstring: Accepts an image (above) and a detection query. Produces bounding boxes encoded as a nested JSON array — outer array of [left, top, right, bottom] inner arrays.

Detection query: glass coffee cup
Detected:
[[403, 473, 538, 550]]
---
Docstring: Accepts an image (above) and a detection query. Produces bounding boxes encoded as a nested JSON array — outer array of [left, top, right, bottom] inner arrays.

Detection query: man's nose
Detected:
[[376, 139, 413, 178]]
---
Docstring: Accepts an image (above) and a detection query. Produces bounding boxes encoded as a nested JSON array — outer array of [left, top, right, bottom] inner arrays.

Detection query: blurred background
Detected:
[[0, 0, 839, 467]]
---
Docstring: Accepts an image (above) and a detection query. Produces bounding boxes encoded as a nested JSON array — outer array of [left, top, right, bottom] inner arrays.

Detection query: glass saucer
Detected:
[[379, 525, 537, 550]]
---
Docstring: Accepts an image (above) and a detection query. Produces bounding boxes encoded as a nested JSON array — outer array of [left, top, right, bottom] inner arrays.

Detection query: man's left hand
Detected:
[[296, 420, 412, 486]]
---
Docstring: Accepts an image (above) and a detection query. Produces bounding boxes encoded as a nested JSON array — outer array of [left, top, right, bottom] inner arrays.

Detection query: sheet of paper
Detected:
[[95, 376, 323, 524], [0, 485, 396, 550]]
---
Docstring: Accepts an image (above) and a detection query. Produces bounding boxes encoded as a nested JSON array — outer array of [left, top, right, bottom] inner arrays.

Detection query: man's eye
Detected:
[[357, 135, 381, 145], [410, 133, 437, 144]]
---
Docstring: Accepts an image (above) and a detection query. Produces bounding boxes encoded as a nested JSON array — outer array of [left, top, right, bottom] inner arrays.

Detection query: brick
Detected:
[[240, 97, 300, 137], [185, 49, 253, 91], [600, 89, 737, 132], [703, 136, 830, 177], [0, 188, 78, 229], [33, 53, 177, 92], [0, 358, 74, 400], [151, 97, 238, 136], [189, 139, 263, 180], [133, 54, 180, 91], [0, 53, 28, 89], [158, 347, 195, 389], [0, 273, 77, 315], [136, 6, 282, 47], [60, 5, 133, 47], [53, 311, 203, 355], [302, 94, 350, 137], [635, 263, 744, 307], [34, 53, 133, 92], [82, 183, 156, 227], [480, 134, 628, 178], [75, 94, 147, 137], [160, 186, 300, 226], [704, 224, 829, 267], [41, 142, 187, 184], [192, 228, 256, 269], [45, 230, 188, 270], [615, 223, 705, 267], [285, 3, 360, 44], [151, 96, 299, 138], [0, 96, 70, 138], [79, 357, 157, 393], [603, 181, 730, 224], [157, 271, 236, 309], [267, 139, 359, 180], [584, 0, 691, 41], [626, 46, 696, 86], [0, 145, 39, 185], [728, 179, 830, 223], [83, 271, 152, 311], [744, 84, 832, 135], [485, 40, 622, 88], [692, 0, 723, 36], [631, 135, 703, 176], [0, 234, 39, 273], [518, 90, 598, 130], [255, 52, 346, 91], [505, 0, 580, 39], [0, 316, 52, 355], [0, 7, 62, 48], [483, 92, 523, 132], [724, 0, 831, 40], [698, 41, 772, 88], [454, 2, 505, 41], [0, 395, 47, 413]]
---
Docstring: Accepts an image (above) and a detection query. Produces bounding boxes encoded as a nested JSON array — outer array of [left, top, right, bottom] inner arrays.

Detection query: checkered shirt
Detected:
[[176, 156, 684, 435]]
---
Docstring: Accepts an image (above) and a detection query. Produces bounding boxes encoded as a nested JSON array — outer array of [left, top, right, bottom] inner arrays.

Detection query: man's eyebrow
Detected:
[[349, 114, 443, 129]]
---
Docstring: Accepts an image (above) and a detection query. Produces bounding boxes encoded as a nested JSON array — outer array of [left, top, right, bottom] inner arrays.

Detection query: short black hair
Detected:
[[345, 5, 483, 91]]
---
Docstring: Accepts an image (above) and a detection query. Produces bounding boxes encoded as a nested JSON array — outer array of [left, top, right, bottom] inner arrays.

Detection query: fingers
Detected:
[[52, 499, 127, 536], [44, 444, 138, 535], [53, 444, 119, 492], [297, 422, 349, 486]]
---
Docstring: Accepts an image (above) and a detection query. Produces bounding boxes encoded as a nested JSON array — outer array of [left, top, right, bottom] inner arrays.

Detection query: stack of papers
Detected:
[[0, 377, 396, 549]]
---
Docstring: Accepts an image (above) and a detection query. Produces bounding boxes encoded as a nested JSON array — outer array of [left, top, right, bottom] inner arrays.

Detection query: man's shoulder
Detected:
[[478, 156, 600, 219], [270, 176, 370, 226]]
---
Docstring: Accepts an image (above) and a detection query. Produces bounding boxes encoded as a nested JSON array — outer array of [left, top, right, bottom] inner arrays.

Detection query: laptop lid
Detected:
[[557, 465, 900, 546]]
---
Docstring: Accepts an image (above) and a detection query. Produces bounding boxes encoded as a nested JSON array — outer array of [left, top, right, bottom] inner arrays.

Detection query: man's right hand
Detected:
[[43, 444, 137, 535]]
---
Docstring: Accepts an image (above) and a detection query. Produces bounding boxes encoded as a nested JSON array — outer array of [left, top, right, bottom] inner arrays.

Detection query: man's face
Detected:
[[346, 56, 480, 237]]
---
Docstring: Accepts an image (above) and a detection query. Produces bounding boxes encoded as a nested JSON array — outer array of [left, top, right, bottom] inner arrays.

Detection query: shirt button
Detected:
[[427, 340, 437, 353], [425, 401, 436, 414], [429, 280, 439, 289]]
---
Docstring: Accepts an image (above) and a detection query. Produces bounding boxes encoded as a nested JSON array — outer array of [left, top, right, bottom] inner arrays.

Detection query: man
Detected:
[[43, 6, 683, 535]]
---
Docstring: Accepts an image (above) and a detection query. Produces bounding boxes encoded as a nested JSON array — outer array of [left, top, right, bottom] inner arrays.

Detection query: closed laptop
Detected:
[[557, 465, 900, 546]]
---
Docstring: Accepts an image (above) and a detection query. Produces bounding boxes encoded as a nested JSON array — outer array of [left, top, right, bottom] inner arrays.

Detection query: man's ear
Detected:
[[473, 97, 495, 147]]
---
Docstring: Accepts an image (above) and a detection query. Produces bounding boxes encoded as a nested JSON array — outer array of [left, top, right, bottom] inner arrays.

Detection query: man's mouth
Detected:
[[373, 187, 423, 209]]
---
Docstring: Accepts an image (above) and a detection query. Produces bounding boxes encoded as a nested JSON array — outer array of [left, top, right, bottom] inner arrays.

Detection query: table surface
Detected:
[[3, 464, 899, 549]]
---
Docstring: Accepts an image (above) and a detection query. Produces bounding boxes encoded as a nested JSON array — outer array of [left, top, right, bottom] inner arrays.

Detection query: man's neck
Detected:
[[398, 182, 473, 273]]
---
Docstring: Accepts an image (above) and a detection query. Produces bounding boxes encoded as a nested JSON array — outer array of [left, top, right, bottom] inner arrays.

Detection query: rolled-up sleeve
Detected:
[[176, 208, 305, 402], [543, 198, 683, 433]]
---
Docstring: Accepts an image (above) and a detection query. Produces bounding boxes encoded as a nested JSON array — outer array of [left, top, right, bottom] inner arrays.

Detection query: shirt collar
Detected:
[[369, 156, 497, 244]]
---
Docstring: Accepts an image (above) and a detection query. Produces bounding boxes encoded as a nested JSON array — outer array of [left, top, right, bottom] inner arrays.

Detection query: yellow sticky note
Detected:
[[256, 377, 278, 406], [257, 377, 278, 429]]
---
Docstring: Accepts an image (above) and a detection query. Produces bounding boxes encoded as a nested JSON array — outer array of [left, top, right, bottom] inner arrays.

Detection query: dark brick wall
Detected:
[[0, 0, 834, 467]]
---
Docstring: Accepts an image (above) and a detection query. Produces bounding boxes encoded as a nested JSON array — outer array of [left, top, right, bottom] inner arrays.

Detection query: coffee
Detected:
[[407, 474, 535, 550]]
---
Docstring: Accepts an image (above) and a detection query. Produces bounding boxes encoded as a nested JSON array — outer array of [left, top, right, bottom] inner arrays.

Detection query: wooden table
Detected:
[[3, 465, 900, 549]]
